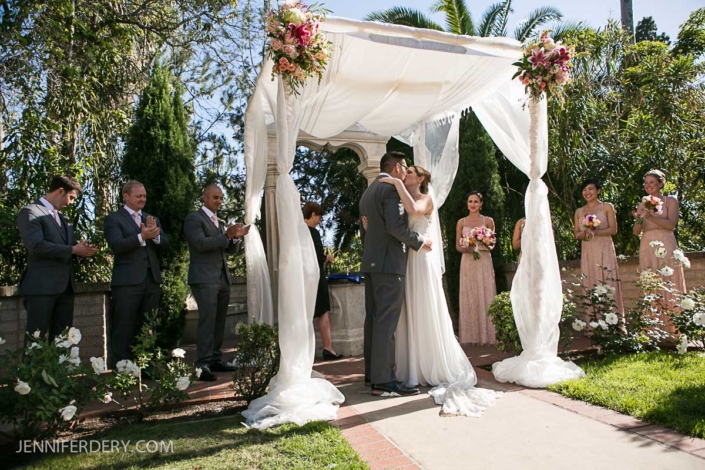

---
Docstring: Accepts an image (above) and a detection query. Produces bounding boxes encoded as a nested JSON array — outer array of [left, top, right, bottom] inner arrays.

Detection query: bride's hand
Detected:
[[379, 176, 401, 186]]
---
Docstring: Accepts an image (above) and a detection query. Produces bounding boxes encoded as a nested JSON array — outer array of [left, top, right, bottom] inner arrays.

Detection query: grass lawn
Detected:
[[12, 415, 368, 470], [548, 351, 705, 438]]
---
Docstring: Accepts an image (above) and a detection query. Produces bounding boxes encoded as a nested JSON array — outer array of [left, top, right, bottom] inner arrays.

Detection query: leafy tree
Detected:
[[122, 63, 199, 348], [635, 16, 670, 44], [672, 8, 705, 58]]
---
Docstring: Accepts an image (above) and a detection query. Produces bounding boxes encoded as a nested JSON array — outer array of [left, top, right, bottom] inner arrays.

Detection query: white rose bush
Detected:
[[0, 328, 105, 439], [670, 287, 705, 349], [104, 310, 198, 421]]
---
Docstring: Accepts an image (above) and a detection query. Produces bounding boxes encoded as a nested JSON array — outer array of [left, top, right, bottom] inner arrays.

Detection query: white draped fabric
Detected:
[[243, 17, 583, 428], [243, 72, 274, 325], [474, 84, 585, 388]]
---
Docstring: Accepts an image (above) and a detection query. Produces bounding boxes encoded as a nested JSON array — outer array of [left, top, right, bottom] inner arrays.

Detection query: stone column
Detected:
[[358, 159, 381, 185], [263, 134, 280, 324]]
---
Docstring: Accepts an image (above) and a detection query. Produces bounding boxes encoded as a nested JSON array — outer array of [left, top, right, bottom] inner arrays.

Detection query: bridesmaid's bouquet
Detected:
[[581, 214, 601, 242], [637, 195, 663, 224], [461, 227, 496, 260]]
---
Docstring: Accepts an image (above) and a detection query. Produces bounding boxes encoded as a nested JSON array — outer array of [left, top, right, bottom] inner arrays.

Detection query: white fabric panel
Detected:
[[243, 72, 274, 325], [476, 90, 584, 387], [242, 77, 344, 430]]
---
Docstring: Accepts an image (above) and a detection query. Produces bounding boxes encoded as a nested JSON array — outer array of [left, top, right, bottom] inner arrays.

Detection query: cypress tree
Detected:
[[122, 63, 198, 348]]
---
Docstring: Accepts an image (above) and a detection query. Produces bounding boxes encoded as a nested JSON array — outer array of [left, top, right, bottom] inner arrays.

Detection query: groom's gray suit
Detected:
[[359, 174, 424, 385]]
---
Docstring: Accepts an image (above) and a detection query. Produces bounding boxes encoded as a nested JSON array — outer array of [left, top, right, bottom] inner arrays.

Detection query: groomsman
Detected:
[[17, 175, 98, 341], [184, 184, 250, 381], [104, 180, 169, 367]]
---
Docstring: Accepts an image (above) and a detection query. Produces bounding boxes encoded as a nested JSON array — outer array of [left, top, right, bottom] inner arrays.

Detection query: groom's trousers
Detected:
[[364, 272, 405, 384]]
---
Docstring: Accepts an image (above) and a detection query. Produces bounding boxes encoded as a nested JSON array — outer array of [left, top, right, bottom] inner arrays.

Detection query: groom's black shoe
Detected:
[[364, 377, 371, 387], [371, 381, 420, 397]]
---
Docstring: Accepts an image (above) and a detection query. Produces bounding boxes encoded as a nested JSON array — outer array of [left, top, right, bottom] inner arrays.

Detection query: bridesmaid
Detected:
[[633, 169, 686, 308], [572, 178, 624, 314], [512, 217, 525, 263], [456, 191, 496, 345]]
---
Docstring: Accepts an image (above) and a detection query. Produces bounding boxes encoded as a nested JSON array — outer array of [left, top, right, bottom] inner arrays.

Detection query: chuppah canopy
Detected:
[[242, 16, 583, 429]]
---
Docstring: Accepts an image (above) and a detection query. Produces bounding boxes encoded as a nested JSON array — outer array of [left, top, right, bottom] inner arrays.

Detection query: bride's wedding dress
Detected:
[[396, 213, 500, 417]]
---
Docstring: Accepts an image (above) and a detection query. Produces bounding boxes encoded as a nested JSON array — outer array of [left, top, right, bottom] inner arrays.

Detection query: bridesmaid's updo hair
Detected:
[[644, 169, 666, 188], [410, 166, 431, 194], [303, 202, 324, 220], [580, 178, 602, 191], [467, 191, 484, 202]]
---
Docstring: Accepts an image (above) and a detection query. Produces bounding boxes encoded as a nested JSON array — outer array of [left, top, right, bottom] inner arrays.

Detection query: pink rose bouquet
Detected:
[[581, 214, 601, 242], [267, 1, 332, 95], [637, 195, 663, 224], [466, 226, 496, 260]]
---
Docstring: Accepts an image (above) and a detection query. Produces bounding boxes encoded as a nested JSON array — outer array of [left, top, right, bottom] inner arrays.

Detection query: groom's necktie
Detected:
[[52, 210, 61, 227]]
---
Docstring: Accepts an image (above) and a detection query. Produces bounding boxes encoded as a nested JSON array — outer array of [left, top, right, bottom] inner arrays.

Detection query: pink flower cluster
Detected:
[[514, 31, 576, 100], [267, 1, 332, 94], [641, 195, 663, 215], [461, 226, 496, 260], [581, 214, 601, 231]]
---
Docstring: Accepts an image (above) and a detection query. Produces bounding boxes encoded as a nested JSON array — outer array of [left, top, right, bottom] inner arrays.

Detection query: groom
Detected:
[[359, 152, 432, 396]]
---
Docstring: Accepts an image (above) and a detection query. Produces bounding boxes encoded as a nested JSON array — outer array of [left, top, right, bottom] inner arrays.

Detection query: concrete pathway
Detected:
[[319, 353, 705, 470]]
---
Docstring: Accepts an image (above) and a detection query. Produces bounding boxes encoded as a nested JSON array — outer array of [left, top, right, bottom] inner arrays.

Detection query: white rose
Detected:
[[693, 313, 705, 327], [196, 368, 202, 378], [56, 339, 71, 348], [115, 360, 129, 373], [59, 354, 68, 364], [90, 357, 106, 375], [682, 258, 691, 269], [59, 405, 77, 421], [598, 320, 609, 330], [658, 266, 674, 277], [129, 363, 141, 378], [103, 392, 112, 404], [649, 240, 664, 248], [33, 330, 41, 339], [286, 8, 307, 26], [589, 321, 599, 329], [673, 249, 684, 260], [171, 348, 186, 359], [15, 380, 31, 395], [175, 376, 190, 391], [681, 298, 696, 310], [676, 336, 688, 355], [617, 254, 627, 261], [572, 320, 585, 331], [605, 313, 619, 325], [654, 247, 667, 259], [67, 327, 82, 345], [29, 342, 41, 350]]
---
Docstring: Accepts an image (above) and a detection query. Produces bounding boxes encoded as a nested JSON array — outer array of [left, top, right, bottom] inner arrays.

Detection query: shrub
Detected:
[[105, 310, 197, 420], [231, 321, 280, 404], [0, 328, 102, 439], [671, 287, 705, 351], [488, 291, 576, 355]]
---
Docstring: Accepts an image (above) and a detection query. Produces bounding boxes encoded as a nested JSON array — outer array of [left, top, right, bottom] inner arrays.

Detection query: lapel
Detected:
[[34, 199, 68, 243], [119, 207, 142, 234], [198, 208, 220, 236]]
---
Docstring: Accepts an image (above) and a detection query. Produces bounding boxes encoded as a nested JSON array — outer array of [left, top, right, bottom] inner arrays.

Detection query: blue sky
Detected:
[[327, 0, 701, 41]]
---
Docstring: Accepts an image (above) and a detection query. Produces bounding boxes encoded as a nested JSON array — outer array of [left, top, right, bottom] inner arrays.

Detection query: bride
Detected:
[[379, 165, 500, 417]]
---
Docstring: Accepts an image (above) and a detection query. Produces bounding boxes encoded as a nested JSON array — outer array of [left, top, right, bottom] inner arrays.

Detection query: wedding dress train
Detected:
[[396, 214, 500, 417]]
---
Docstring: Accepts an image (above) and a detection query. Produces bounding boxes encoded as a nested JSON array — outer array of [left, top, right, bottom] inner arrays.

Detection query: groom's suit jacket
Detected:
[[17, 200, 77, 295], [359, 175, 424, 276]]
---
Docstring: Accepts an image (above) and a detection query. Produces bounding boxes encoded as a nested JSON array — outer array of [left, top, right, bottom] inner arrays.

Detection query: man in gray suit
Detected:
[[104, 180, 170, 367], [184, 184, 250, 381], [359, 152, 432, 396], [17, 175, 98, 342]]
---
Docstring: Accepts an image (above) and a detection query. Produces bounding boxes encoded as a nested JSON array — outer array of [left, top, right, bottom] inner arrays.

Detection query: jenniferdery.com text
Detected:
[[16, 440, 175, 454]]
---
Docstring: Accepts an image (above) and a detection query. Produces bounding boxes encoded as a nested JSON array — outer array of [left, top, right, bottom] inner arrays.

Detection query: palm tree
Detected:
[[365, 0, 584, 43]]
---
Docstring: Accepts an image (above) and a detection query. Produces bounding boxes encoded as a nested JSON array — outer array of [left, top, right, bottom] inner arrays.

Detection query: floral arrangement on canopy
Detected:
[[266, 1, 332, 95], [514, 31, 577, 101]]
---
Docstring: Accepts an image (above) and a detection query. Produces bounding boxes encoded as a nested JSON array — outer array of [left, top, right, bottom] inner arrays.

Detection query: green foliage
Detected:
[[673, 8, 705, 58], [548, 351, 705, 439], [293, 147, 368, 251], [670, 287, 705, 349], [440, 111, 504, 317], [0, 328, 102, 439], [122, 63, 198, 348], [487, 291, 576, 355], [231, 321, 280, 404], [635, 16, 671, 44]]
